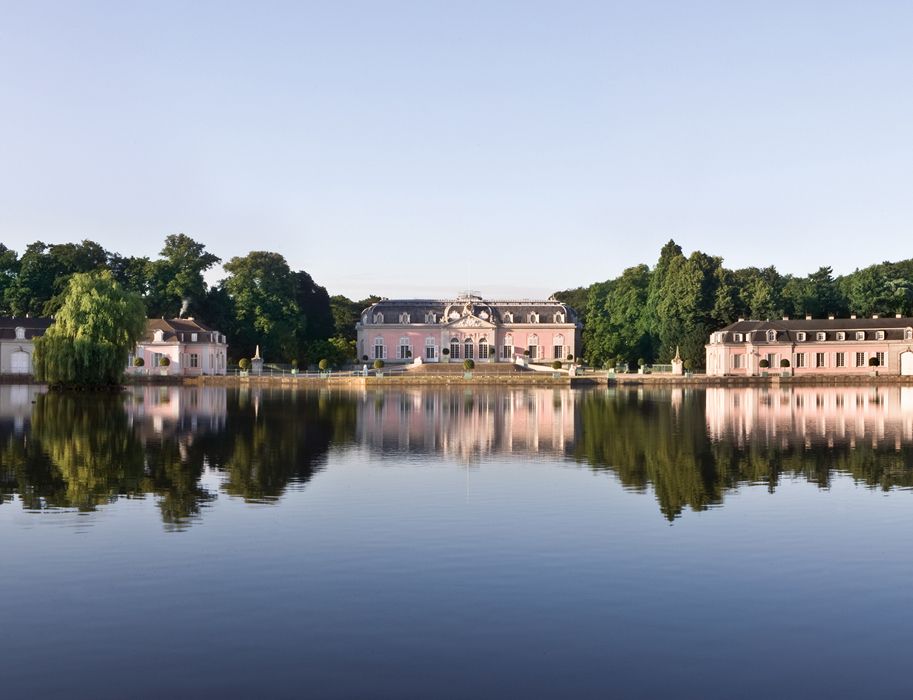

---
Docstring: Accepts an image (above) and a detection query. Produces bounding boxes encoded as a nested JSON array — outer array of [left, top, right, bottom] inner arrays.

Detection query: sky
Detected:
[[1, 1, 912, 300]]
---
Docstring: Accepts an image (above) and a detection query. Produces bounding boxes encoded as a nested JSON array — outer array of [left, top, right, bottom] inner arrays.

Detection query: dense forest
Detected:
[[555, 240, 913, 369], [0, 236, 378, 366]]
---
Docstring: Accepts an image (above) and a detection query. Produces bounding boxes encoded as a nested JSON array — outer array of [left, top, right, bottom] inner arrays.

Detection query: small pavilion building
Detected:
[[0, 317, 52, 375], [129, 318, 229, 376]]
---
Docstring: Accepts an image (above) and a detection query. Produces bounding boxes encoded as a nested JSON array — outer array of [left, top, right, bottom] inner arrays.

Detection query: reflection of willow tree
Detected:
[[213, 389, 357, 502], [575, 389, 913, 520], [141, 437, 215, 531], [29, 392, 147, 510], [0, 427, 65, 508]]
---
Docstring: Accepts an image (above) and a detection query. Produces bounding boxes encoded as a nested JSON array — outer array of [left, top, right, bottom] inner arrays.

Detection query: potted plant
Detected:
[[869, 356, 880, 376], [291, 358, 299, 375], [159, 356, 171, 376], [463, 358, 474, 378], [683, 359, 693, 377], [780, 358, 791, 377], [238, 357, 251, 377], [759, 358, 769, 377], [373, 358, 385, 377], [552, 360, 563, 370], [441, 347, 450, 363], [133, 357, 145, 374], [637, 358, 646, 375], [318, 358, 330, 375]]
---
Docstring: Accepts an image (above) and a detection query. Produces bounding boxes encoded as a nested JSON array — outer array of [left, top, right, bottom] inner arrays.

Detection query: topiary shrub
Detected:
[[523, 350, 531, 357], [759, 359, 770, 369], [463, 359, 475, 370], [638, 358, 646, 367], [683, 359, 693, 371], [552, 360, 562, 370], [869, 356, 880, 367], [780, 358, 790, 368], [362, 354, 369, 362], [291, 358, 299, 369], [238, 358, 251, 371], [442, 348, 450, 356], [373, 359, 385, 370], [133, 357, 144, 367], [318, 359, 330, 371], [566, 353, 574, 361], [159, 356, 171, 367]]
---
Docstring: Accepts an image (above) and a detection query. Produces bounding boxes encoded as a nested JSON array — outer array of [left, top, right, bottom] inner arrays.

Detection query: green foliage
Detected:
[[33, 271, 146, 387], [238, 358, 251, 371], [133, 357, 144, 367], [291, 358, 299, 368], [159, 356, 171, 367], [780, 358, 790, 368], [463, 359, 475, 370], [318, 358, 330, 371], [683, 359, 693, 370], [552, 360, 562, 370], [759, 359, 770, 368], [869, 356, 880, 367], [373, 359, 385, 370]]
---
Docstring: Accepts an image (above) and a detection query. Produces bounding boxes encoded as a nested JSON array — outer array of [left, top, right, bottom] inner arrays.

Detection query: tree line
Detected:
[[0, 236, 378, 366], [555, 240, 913, 369]]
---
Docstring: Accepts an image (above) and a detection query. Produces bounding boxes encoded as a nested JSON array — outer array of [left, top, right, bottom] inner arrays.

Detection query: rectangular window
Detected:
[[502, 345, 512, 359], [553, 345, 563, 359], [855, 352, 866, 367], [876, 331, 885, 340], [877, 352, 886, 367], [856, 331, 865, 341], [766, 353, 776, 368], [797, 332, 806, 342], [796, 353, 806, 368], [816, 332, 826, 341], [528, 345, 538, 359], [425, 344, 435, 360], [816, 352, 826, 368], [734, 333, 743, 342], [732, 354, 742, 369], [836, 352, 846, 368], [190, 353, 199, 368], [837, 332, 845, 341]]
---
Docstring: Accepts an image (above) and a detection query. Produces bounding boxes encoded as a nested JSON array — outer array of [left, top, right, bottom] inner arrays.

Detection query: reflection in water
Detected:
[[3, 384, 913, 526]]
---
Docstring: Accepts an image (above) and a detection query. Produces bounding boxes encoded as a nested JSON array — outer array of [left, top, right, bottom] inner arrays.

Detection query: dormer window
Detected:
[[855, 331, 865, 341], [503, 312, 513, 323], [191, 333, 198, 342], [766, 330, 776, 342], [796, 332, 806, 342], [734, 333, 743, 342], [528, 313, 539, 323], [554, 312, 565, 323], [816, 332, 826, 341], [837, 332, 845, 341], [424, 312, 436, 324], [399, 313, 410, 324], [14, 326, 25, 340], [373, 313, 384, 324], [876, 331, 885, 341], [154, 329, 164, 342], [906, 328, 913, 341]]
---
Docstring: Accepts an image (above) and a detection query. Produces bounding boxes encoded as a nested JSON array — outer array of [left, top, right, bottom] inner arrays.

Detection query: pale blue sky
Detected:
[[1, 1, 911, 300]]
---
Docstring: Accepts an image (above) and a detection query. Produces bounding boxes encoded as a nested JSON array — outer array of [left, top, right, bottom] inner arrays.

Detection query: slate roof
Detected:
[[141, 318, 224, 344], [716, 317, 913, 344], [361, 297, 579, 325], [0, 317, 52, 340]]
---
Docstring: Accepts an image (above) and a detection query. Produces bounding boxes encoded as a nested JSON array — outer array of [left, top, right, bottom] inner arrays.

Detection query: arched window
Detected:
[[502, 334, 513, 359], [528, 334, 539, 359], [553, 334, 565, 360], [906, 328, 913, 341], [450, 337, 460, 359], [479, 337, 489, 359], [554, 312, 565, 323], [528, 312, 539, 323], [425, 312, 436, 324], [464, 338, 474, 359], [425, 337, 436, 360], [767, 330, 776, 342], [503, 312, 513, 323], [373, 337, 386, 359], [399, 313, 410, 324], [398, 336, 411, 360], [14, 326, 25, 340], [373, 312, 384, 324]]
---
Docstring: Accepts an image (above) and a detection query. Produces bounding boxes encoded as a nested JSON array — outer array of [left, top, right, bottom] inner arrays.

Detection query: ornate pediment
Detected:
[[446, 314, 496, 329]]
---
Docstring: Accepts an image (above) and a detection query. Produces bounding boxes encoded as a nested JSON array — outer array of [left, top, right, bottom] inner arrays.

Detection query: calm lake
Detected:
[[3, 383, 913, 698]]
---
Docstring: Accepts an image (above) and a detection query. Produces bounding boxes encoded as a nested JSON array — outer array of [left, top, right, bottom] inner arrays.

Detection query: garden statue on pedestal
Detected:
[[251, 345, 264, 375]]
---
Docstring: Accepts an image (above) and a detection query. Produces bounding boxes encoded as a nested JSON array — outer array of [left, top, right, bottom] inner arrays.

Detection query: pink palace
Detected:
[[356, 294, 581, 364], [706, 315, 913, 376]]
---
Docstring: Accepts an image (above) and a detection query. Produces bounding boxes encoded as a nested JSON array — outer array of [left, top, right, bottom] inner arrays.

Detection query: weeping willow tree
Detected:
[[34, 271, 146, 388]]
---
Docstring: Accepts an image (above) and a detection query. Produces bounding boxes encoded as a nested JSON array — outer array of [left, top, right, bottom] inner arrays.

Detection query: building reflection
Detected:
[[357, 388, 576, 461], [706, 386, 913, 449]]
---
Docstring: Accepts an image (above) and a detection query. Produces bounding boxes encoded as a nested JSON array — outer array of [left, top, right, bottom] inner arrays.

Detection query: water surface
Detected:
[[2, 384, 913, 698]]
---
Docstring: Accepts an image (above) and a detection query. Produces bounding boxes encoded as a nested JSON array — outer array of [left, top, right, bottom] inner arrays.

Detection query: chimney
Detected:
[[897, 313, 903, 319], [828, 314, 835, 319], [805, 314, 812, 320], [737, 317, 744, 322], [850, 314, 857, 319], [873, 314, 879, 319], [782, 316, 789, 321]]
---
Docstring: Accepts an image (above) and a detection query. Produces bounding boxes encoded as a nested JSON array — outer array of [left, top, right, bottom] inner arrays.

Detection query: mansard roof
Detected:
[[142, 318, 223, 343], [716, 317, 913, 344], [361, 296, 579, 324], [0, 317, 52, 340]]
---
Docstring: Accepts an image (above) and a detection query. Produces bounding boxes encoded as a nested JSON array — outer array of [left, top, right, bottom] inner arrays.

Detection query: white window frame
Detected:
[[734, 333, 743, 342], [855, 331, 865, 341], [398, 336, 411, 360], [425, 337, 436, 360], [479, 337, 490, 359], [767, 330, 776, 342], [797, 332, 806, 342], [875, 330, 885, 340], [855, 352, 866, 367], [373, 337, 386, 359], [815, 352, 826, 368], [836, 352, 846, 368], [836, 332, 845, 341], [816, 332, 826, 341]]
